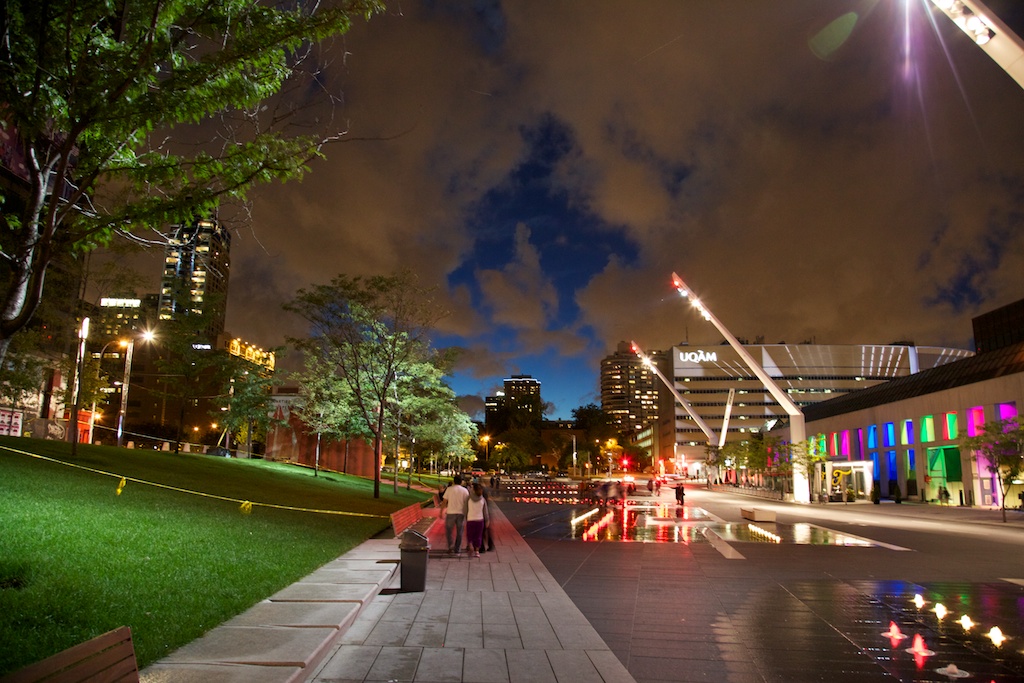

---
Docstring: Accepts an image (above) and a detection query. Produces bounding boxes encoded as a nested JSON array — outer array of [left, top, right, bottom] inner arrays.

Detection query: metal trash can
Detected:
[[399, 529, 429, 592]]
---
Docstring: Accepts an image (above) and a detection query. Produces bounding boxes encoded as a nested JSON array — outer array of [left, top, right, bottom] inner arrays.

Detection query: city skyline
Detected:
[[107, 1, 1024, 421]]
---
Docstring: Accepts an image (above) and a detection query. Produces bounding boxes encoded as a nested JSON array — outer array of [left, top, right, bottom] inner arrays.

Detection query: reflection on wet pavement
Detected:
[[505, 500, 1024, 682], [517, 503, 887, 546], [743, 580, 1024, 682]]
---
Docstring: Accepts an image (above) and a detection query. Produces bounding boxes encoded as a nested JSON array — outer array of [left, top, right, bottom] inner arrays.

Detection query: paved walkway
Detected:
[[138, 484, 1024, 683], [140, 503, 634, 683]]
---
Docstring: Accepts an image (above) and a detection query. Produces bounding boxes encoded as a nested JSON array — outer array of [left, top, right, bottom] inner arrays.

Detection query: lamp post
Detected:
[[670, 273, 809, 503], [89, 337, 129, 444], [69, 317, 90, 456], [117, 330, 153, 448], [481, 434, 490, 462]]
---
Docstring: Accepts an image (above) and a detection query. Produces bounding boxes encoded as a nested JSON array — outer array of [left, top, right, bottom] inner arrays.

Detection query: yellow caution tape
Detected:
[[1, 445, 388, 518]]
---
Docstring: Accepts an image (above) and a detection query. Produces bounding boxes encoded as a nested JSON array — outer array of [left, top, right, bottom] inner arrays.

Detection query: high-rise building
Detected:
[[484, 374, 543, 433], [600, 341, 662, 435], [158, 215, 230, 340]]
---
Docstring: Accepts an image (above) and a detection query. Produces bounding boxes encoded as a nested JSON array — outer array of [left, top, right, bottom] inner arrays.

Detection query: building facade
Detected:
[[484, 374, 543, 434], [158, 216, 231, 339], [600, 341, 662, 436], [798, 342, 1024, 507], [656, 343, 974, 471], [794, 298, 1024, 507]]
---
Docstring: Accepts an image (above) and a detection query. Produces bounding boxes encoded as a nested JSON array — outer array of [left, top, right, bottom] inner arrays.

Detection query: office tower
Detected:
[[158, 215, 230, 340], [601, 341, 661, 435]]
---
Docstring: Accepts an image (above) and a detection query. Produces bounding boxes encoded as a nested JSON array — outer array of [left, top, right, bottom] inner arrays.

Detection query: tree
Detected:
[[961, 418, 1024, 523], [492, 441, 531, 473], [285, 271, 446, 498], [214, 355, 280, 459], [290, 351, 369, 476], [392, 355, 476, 480], [572, 403, 614, 437], [622, 443, 650, 471], [774, 438, 829, 502], [0, 0, 383, 368]]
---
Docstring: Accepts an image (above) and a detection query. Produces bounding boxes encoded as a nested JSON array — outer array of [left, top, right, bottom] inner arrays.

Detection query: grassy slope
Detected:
[[0, 437, 427, 675]]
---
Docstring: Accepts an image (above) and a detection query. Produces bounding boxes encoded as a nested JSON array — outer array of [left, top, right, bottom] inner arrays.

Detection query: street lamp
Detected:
[[670, 273, 809, 503], [481, 434, 490, 461], [117, 330, 154, 448], [69, 317, 90, 455], [928, 0, 1024, 88], [88, 337, 129, 444]]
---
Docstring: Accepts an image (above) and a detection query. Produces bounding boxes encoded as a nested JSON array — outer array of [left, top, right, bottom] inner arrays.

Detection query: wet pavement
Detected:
[[503, 485, 1024, 683], [140, 482, 1024, 683]]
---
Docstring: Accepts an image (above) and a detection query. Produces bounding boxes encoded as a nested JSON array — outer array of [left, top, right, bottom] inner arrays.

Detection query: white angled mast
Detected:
[[669, 273, 810, 503]]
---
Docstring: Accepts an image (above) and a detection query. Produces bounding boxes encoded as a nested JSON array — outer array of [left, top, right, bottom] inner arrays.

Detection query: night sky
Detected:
[[122, 1, 1024, 421]]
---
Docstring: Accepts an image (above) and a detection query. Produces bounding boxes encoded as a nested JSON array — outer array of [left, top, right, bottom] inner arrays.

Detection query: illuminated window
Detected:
[[867, 425, 878, 449], [841, 430, 851, 458], [901, 420, 914, 446], [967, 406, 985, 437], [997, 402, 1018, 421], [944, 413, 958, 440], [884, 422, 895, 448], [920, 416, 935, 443]]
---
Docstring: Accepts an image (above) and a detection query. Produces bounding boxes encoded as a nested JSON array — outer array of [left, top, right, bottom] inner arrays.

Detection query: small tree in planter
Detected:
[[871, 482, 881, 504], [961, 418, 1024, 523]]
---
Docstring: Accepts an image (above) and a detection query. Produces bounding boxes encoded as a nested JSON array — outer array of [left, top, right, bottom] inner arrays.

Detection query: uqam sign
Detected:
[[679, 350, 717, 364]]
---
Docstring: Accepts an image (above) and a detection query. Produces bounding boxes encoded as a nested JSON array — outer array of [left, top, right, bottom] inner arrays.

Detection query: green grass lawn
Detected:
[[0, 436, 428, 675]]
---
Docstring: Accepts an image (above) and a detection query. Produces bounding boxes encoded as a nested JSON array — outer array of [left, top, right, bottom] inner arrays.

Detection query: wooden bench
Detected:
[[390, 502, 439, 538], [740, 507, 776, 522], [3, 626, 138, 683]]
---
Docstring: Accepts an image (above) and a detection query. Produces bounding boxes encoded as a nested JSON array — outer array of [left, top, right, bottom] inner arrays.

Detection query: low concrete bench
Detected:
[[740, 507, 776, 522], [3, 626, 138, 683], [390, 502, 439, 538]]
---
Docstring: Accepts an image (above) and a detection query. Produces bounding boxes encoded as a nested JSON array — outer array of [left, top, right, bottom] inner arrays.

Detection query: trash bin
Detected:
[[399, 529, 429, 592]]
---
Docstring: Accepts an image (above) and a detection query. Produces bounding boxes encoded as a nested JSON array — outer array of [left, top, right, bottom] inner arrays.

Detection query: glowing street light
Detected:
[[928, 0, 1024, 89], [670, 273, 810, 503], [117, 330, 154, 448], [88, 337, 130, 444], [481, 434, 490, 461], [69, 317, 90, 456]]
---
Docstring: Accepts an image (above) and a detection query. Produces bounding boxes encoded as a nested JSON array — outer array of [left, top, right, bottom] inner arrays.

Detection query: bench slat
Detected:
[[2, 626, 138, 683]]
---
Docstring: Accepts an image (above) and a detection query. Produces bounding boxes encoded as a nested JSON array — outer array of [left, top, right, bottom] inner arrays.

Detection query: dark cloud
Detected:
[[99, 1, 1024, 418]]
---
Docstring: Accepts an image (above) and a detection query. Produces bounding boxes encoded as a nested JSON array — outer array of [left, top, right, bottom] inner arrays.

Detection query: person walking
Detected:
[[466, 482, 489, 558], [442, 475, 470, 554], [675, 482, 686, 506], [481, 484, 496, 552]]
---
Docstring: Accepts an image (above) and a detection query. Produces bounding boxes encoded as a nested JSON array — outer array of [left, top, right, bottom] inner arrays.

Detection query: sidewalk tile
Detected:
[[480, 592, 516, 624], [546, 650, 601, 683], [364, 619, 413, 647], [310, 645, 381, 681], [365, 646, 421, 682], [505, 649, 557, 683], [462, 649, 509, 683], [443, 622, 483, 649], [482, 623, 522, 650], [405, 621, 448, 648], [414, 647, 463, 682]]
